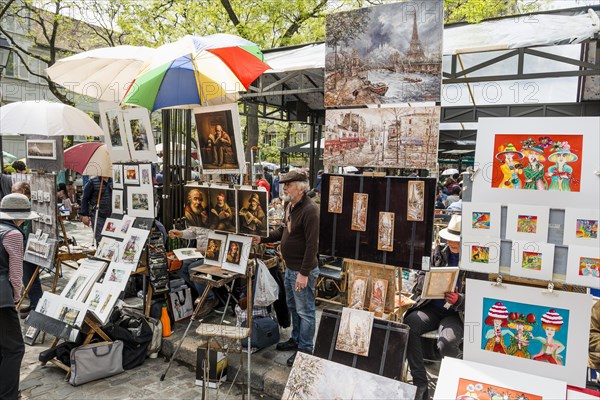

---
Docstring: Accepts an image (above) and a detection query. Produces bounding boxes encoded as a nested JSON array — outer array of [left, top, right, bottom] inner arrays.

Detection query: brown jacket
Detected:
[[589, 300, 600, 369]]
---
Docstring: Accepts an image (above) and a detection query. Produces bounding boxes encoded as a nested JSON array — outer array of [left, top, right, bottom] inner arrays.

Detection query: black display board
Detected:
[[319, 174, 435, 270]]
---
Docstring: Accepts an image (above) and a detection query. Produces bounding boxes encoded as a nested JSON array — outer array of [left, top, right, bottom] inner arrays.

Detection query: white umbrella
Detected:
[[46, 45, 155, 102], [0, 100, 104, 136], [441, 168, 459, 175]]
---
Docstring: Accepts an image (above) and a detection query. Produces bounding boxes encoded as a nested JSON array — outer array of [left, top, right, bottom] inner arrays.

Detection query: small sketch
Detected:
[[377, 212, 394, 251], [328, 176, 344, 214], [472, 212, 491, 229], [517, 215, 538, 234], [407, 180, 424, 221], [335, 308, 374, 356], [348, 275, 368, 309], [369, 278, 387, 317], [351, 193, 368, 231]]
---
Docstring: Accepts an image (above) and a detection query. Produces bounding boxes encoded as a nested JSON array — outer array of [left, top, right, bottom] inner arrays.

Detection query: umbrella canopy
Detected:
[[122, 34, 271, 111], [442, 168, 459, 175], [2, 151, 17, 165], [64, 142, 112, 177], [0, 100, 104, 137], [46, 45, 156, 102]]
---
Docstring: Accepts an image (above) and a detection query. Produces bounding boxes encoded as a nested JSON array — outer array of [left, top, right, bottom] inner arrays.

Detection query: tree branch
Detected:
[[220, 0, 240, 26], [0, 0, 16, 21], [279, 0, 328, 46]]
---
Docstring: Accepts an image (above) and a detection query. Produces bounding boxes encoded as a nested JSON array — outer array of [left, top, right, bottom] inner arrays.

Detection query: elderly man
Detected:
[[185, 188, 208, 227], [252, 170, 319, 366], [239, 192, 266, 236]]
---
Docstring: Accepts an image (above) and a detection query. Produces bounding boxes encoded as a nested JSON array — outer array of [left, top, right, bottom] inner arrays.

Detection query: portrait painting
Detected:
[[368, 278, 387, 317], [123, 165, 140, 185], [237, 188, 269, 237], [351, 193, 368, 231], [335, 308, 374, 356], [377, 212, 394, 252], [563, 208, 599, 248], [204, 232, 228, 267], [506, 205, 549, 243], [324, 1, 442, 107], [464, 278, 592, 387], [565, 244, 600, 288], [112, 164, 123, 189], [460, 236, 501, 274], [112, 190, 124, 215], [461, 202, 502, 238], [510, 241, 555, 281], [407, 180, 424, 222], [127, 186, 155, 219], [194, 103, 246, 174], [99, 102, 130, 162], [421, 267, 459, 299], [123, 107, 157, 162], [221, 234, 252, 275], [348, 275, 368, 310], [208, 187, 236, 233], [183, 185, 210, 228], [328, 176, 344, 214]]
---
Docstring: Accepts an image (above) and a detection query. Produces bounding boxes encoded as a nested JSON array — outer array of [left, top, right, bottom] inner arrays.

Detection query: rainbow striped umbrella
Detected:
[[122, 34, 270, 111]]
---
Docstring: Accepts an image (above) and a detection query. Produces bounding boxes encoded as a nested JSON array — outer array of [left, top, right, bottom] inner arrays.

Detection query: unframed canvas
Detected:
[[335, 307, 374, 357], [237, 187, 269, 237]]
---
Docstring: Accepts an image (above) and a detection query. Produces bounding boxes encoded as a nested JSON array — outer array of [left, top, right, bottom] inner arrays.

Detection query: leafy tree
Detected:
[[444, 0, 543, 24]]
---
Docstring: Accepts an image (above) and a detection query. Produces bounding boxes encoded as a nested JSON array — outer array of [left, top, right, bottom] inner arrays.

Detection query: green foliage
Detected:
[[444, 0, 543, 24]]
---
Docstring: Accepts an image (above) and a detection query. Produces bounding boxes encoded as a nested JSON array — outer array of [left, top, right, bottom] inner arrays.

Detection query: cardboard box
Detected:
[[195, 348, 228, 389]]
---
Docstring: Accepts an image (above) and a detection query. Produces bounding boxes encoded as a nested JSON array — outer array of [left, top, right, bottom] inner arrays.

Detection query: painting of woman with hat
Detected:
[[533, 309, 565, 365], [507, 312, 536, 358], [495, 143, 524, 189], [521, 139, 548, 190], [484, 301, 511, 354], [547, 141, 578, 192]]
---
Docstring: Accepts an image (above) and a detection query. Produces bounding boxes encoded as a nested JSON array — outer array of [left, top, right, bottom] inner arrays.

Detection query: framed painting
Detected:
[[563, 208, 599, 248], [461, 202, 502, 238], [565, 245, 600, 288], [509, 241, 555, 281], [472, 117, 600, 209], [123, 164, 140, 185], [120, 227, 150, 264], [112, 189, 124, 215], [208, 187, 236, 233], [464, 278, 592, 387], [193, 103, 246, 175], [184, 184, 210, 228], [126, 185, 155, 219], [506, 205, 550, 243], [434, 358, 567, 400], [407, 181, 425, 222], [460, 236, 501, 274], [377, 212, 394, 252], [221, 234, 252, 275], [112, 164, 124, 189], [123, 107, 157, 162], [347, 275, 368, 310], [327, 175, 344, 214], [204, 232, 228, 267], [237, 187, 269, 237], [99, 102, 129, 162], [421, 267, 459, 299], [351, 193, 368, 231], [368, 278, 387, 317], [26, 139, 56, 160], [324, 1, 442, 107], [139, 163, 153, 187], [335, 308, 374, 357]]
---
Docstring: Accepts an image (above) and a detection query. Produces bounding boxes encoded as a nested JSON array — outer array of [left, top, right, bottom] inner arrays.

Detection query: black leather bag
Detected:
[[242, 316, 280, 350], [104, 310, 153, 370]]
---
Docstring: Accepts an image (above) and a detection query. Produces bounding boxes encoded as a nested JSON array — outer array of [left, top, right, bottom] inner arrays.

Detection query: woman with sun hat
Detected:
[[507, 312, 536, 358], [533, 309, 565, 365], [495, 143, 524, 189], [547, 141, 578, 192], [484, 301, 511, 354], [521, 141, 548, 190]]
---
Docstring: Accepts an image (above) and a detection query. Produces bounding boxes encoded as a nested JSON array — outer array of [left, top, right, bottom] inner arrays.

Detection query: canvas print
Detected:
[[351, 193, 368, 231], [26, 140, 56, 160], [510, 241, 555, 281], [335, 308, 375, 356], [282, 352, 416, 399], [112, 164, 123, 189], [407, 180, 424, 222], [208, 187, 236, 233], [464, 279, 591, 387], [237, 188, 268, 237], [462, 202, 501, 238], [204, 232, 228, 267], [506, 205, 550, 243], [434, 358, 566, 400], [324, 107, 440, 170], [324, 1, 442, 107], [368, 278, 387, 317], [327, 176, 344, 214], [563, 208, 599, 247], [139, 163, 153, 187], [377, 212, 394, 252], [184, 185, 210, 228], [348, 275, 368, 309], [194, 103, 246, 174], [123, 107, 157, 162], [460, 236, 501, 274], [221, 234, 252, 275], [565, 245, 600, 288], [127, 186, 155, 219], [123, 165, 140, 185], [112, 190, 124, 215], [99, 102, 129, 162], [421, 267, 459, 299]]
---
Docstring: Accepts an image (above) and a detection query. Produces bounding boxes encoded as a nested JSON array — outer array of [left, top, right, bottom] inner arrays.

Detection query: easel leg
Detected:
[[16, 265, 41, 310]]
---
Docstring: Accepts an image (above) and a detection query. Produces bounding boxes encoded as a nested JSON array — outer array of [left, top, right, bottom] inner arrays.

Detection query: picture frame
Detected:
[[95, 237, 120, 262], [509, 240, 556, 281], [472, 117, 600, 209], [506, 204, 550, 243], [461, 202, 502, 238], [434, 358, 567, 400], [221, 234, 252, 275], [347, 275, 368, 310], [204, 232, 228, 267], [23, 325, 40, 346], [421, 267, 459, 299], [351, 193, 368, 231], [123, 107, 157, 162], [335, 307, 374, 356], [139, 163, 153, 187], [460, 236, 501, 274], [126, 185, 155, 219], [368, 278, 387, 317], [563, 208, 599, 247], [184, 184, 210, 228], [112, 189, 124, 215], [112, 164, 124, 190], [99, 102, 129, 162], [464, 278, 592, 387], [123, 165, 140, 185], [327, 175, 344, 214], [565, 244, 600, 288], [193, 103, 246, 175], [26, 139, 56, 160], [237, 187, 269, 237], [407, 181, 425, 222], [377, 212, 394, 252]]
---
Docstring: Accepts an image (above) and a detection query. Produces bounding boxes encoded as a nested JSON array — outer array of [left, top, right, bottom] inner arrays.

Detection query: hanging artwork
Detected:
[[237, 188, 269, 237], [327, 176, 344, 214], [184, 184, 210, 228], [26, 139, 56, 160], [204, 232, 228, 267], [434, 358, 566, 400], [459, 236, 501, 274], [581, 40, 599, 102], [221, 234, 252, 275], [377, 212, 394, 252], [208, 187, 237, 233], [348, 275, 368, 309], [368, 278, 387, 317], [421, 267, 459, 299], [123, 165, 140, 185], [509, 241, 555, 281], [461, 202, 502, 238], [563, 208, 599, 247], [324, 1, 442, 107], [193, 103, 246, 174], [324, 107, 440, 170], [407, 181, 424, 222], [565, 245, 600, 287], [472, 117, 600, 209], [335, 308, 374, 356], [505, 205, 550, 243], [464, 279, 591, 387], [351, 193, 368, 231], [123, 107, 157, 162], [112, 189, 124, 215], [99, 102, 129, 162], [139, 163, 153, 187], [30, 173, 58, 240], [112, 164, 124, 189], [126, 185, 155, 219]]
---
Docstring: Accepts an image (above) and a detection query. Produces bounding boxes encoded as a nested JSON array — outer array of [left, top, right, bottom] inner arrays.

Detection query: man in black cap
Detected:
[[252, 170, 319, 366]]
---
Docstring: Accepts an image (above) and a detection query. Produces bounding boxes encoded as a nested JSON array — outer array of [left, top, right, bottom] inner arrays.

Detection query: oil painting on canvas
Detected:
[[237, 189, 268, 237], [335, 308, 374, 356], [351, 193, 368, 231], [407, 181, 424, 222], [324, 1, 442, 107], [184, 185, 210, 228]]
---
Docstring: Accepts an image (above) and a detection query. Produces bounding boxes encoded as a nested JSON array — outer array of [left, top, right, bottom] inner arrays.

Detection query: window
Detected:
[[4, 52, 29, 80]]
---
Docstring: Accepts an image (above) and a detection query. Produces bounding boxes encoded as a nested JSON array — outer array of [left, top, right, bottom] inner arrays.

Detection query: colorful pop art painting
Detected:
[[565, 245, 600, 288], [460, 236, 501, 274], [576, 219, 598, 239], [521, 251, 542, 270], [461, 202, 501, 238], [506, 205, 549, 243], [563, 208, 599, 247], [517, 215, 537, 234], [455, 378, 543, 400], [510, 241, 555, 281], [472, 212, 490, 230], [471, 246, 489, 264]]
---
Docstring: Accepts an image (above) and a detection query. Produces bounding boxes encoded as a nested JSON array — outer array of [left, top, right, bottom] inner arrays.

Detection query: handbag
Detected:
[[69, 340, 124, 386], [242, 316, 280, 350]]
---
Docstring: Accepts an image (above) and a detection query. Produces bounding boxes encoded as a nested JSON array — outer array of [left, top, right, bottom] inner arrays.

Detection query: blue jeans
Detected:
[[284, 267, 319, 353], [178, 259, 214, 301], [22, 261, 43, 309]]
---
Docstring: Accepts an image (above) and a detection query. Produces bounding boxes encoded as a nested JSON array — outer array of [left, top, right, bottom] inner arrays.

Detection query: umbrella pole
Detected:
[[93, 178, 104, 247]]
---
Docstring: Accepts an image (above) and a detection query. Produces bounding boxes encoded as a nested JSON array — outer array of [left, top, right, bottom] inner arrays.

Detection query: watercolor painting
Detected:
[[579, 257, 599, 277], [576, 219, 598, 239], [335, 308, 374, 356], [517, 215, 537, 234], [348, 275, 368, 310], [407, 180, 424, 222], [328, 176, 344, 214], [510, 241, 555, 281], [472, 212, 491, 230], [521, 251, 542, 271], [368, 278, 387, 317], [377, 212, 394, 252], [471, 246, 490, 264], [506, 205, 549, 243]]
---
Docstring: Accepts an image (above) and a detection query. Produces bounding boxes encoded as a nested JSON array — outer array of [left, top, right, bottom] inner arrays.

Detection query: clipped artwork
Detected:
[[407, 181, 424, 222], [351, 193, 368, 231], [208, 187, 236, 233], [184, 185, 210, 228], [377, 212, 394, 252], [565, 244, 600, 288], [509, 241, 555, 281], [204, 232, 228, 267], [348, 275, 368, 309], [335, 307, 374, 357], [368, 278, 387, 317], [563, 208, 599, 248], [237, 188, 268, 237], [221, 234, 252, 275], [123, 107, 157, 162], [506, 205, 550, 243], [99, 102, 129, 162], [328, 176, 344, 214], [461, 202, 502, 238], [460, 236, 501, 274]]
